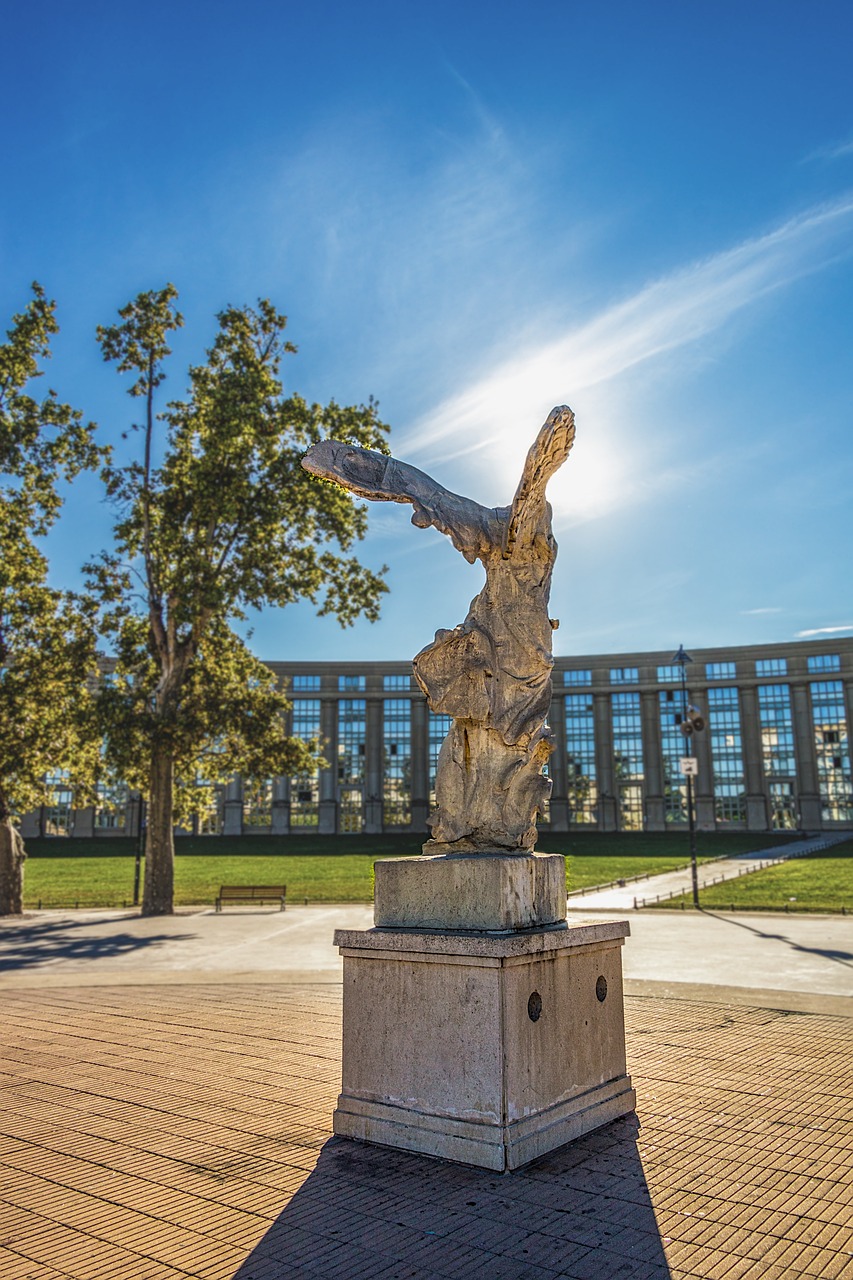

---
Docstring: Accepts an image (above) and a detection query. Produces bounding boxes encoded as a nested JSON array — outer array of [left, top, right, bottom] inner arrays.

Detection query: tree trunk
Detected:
[[142, 741, 175, 915], [0, 815, 26, 916]]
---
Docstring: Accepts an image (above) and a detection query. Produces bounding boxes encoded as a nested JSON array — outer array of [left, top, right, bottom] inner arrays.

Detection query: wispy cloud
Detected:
[[398, 194, 853, 473], [795, 624, 853, 637], [805, 135, 853, 163], [742, 607, 783, 616], [441, 60, 507, 152]]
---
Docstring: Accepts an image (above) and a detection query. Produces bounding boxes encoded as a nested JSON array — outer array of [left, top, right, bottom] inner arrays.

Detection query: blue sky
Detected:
[[3, 0, 852, 662]]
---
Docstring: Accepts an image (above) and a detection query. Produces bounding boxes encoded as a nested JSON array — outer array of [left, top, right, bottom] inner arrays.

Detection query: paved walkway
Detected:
[[2, 905, 851, 1013], [569, 835, 850, 912], [1, 907, 852, 1278], [1, 982, 852, 1280]]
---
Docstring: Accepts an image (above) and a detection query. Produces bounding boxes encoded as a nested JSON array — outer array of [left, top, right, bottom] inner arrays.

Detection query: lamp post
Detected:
[[133, 795, 146, 907], [673, 644, 700, 909]]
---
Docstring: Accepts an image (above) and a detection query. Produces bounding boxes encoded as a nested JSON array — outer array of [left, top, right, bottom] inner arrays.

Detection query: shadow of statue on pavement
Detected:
[[231, 1114, 671, 1280]]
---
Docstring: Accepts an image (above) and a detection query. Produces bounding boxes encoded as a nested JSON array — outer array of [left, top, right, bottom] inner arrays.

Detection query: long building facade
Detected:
[[21, 637, 853, 839]]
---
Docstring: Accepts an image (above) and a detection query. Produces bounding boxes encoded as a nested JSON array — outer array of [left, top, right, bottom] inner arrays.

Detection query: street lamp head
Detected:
[[672, 644, 693, 667]]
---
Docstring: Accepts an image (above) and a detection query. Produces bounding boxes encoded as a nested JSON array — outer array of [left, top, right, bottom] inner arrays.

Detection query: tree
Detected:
[[89, 287, 389, 915], [0, 285, 103, 914]]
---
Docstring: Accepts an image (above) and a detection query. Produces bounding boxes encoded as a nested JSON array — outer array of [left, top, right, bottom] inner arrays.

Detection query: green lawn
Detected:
[[656, 840, 853, 914], [19, 829, 793, 908]]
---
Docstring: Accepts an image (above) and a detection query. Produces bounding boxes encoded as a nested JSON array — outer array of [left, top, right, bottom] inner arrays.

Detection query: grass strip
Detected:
[[649, 839, 853, 914], [23, 845, 748, 909]]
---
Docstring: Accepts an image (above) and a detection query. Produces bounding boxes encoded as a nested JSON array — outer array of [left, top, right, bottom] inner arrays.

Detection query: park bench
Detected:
[[215, 885, 287, 912]]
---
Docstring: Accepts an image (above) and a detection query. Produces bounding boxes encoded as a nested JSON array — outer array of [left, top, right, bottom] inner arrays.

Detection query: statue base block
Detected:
[[333, 921, 635, 1171], [374, 851, 566, 932]]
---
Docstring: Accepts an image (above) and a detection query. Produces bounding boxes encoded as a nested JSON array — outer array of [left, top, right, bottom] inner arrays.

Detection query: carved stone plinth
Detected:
[[333, 920, 635, 1171]]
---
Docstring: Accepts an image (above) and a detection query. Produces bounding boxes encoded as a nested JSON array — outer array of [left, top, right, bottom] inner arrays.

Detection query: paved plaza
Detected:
[[0, 907, 852, 1279]]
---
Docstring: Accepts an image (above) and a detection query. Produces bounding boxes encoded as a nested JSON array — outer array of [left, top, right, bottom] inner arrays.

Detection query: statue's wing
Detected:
[[504, 406, 575, 556], [302, 441, 500, 564]]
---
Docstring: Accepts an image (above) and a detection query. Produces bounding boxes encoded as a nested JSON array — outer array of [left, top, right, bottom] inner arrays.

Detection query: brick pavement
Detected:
[[0, 985, 851, 1279]]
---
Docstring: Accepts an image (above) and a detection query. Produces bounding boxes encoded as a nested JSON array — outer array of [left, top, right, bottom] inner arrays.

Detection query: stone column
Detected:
[[740, 686, 768, 831], [73, 806, 95, 838], [222, 778, 243, 836], [319, 694, 338, 835], [594, 692, 617, 831], [271, 776, 290, 835], [365, 697, 383, 834], [410, 696, 429, 834], [547, 693, 569, 832], [641, 690, 665, 831], [19, 809, 42, 839], [791, 683, 822, 830]]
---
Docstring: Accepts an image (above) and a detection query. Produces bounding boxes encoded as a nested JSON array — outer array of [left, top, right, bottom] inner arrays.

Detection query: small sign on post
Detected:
[[679, 756, 698, 776]]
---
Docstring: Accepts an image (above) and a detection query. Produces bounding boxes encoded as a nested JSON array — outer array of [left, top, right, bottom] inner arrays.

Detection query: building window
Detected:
[[339, 674, 366, 692], [756, 658, 787, 678], [757, 685, 796, 778], [383, 699, 411, 825], [564, 669, 592, 687], [612, 692, 644, 829], [768, 781, 798, 831], [95, 781, 128, 830], [707, 687, 746, 823], [807, 654, 841, 675], [810, 680, 852, 822], [428, 712, 452, 807], [43, 772, 73, 836], [292, 674, 321, 692], [657, 665, 682, 684], [243, 779, 273, 827], [383, 674, 411, 691], [565, 694, 597, 824], [290, 698, 321, 827], [706, 662, 736, 681], [338, 692, 365, 832], [339, 789, 363, 833], [610, 667, 639, 685], [338, 699, 366, 788], [659, 691, 687, 824]]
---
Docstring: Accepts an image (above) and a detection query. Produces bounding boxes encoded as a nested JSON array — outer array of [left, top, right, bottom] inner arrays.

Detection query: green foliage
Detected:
[[87, 287, 390, 909], [0, 285, 103, 824]]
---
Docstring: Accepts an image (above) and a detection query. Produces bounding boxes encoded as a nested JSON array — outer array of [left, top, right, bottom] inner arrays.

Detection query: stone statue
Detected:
[[302, 405, 575, 854]]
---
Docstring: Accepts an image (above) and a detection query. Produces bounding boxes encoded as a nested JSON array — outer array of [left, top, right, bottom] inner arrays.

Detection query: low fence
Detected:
[[566, 852, 734, 899]]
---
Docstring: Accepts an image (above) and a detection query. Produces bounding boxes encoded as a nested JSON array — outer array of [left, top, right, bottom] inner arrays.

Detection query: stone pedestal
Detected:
[[333, 855, 634, 1171], [374, 851, 566, 933]]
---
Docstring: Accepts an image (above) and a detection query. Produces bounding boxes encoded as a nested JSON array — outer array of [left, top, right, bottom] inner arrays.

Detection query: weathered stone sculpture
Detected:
[[306, 404, 634, 1172], [302, 404, 575, 854]]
